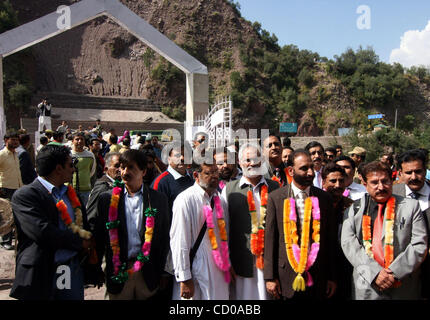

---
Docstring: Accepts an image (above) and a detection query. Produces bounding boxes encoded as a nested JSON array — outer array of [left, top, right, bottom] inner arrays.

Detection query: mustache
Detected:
[[375, 190, 388, 196], [409, 179, 422, 184], [313, 158, 322, 162]]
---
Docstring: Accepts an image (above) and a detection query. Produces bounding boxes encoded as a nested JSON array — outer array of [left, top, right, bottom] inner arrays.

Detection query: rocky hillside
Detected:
[[6, 0, 430, 134]]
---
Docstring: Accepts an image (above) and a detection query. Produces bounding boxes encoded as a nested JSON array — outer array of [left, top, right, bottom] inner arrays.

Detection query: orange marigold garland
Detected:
[[272, 168, 292, 186], [247, 184, 268, 269], [56, 184, 92, 240]]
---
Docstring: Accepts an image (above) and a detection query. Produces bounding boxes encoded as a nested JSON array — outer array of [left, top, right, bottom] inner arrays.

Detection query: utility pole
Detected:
[[394, 109, 398, 129]]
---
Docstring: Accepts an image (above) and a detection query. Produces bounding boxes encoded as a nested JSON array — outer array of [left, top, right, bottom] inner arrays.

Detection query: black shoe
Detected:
[[0, 243, 14, 250]]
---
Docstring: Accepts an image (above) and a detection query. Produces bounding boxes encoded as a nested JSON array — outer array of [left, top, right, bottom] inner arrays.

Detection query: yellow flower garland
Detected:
[[283, 197, 321, 291]]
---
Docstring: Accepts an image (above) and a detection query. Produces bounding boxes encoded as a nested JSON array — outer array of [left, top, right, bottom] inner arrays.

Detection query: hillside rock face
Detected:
[[7, 0, 430, 134], [9, 0, 255, 101]]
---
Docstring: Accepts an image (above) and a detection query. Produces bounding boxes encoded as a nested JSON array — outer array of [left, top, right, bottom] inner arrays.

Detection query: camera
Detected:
[[72, 157, 79, 170]]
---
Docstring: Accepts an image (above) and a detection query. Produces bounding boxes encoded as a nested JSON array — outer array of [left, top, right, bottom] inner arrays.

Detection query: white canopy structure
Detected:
[[0, 0, 208, 140]]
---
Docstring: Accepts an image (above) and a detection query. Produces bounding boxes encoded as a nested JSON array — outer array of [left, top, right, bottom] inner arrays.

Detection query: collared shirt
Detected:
[[313, 169, 323, 189], [124, 185, 144, 259], [238, 175, 267, 212], [291, 182, 311, 224], [0, 147, 23, 189], [221, 176, 267, 218], [106, 174, 115, 184], [405, 183, 430, 212], [167, 165, 186, 180], [37, 176, 77, 263], [347, 182, 367, 201]]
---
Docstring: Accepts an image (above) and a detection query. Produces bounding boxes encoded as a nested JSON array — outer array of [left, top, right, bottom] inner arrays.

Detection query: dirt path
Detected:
[[0, 242, 106, 300]]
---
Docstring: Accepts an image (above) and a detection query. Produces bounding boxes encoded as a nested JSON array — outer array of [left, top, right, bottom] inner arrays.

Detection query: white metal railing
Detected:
[[193, 96, 232, 148]]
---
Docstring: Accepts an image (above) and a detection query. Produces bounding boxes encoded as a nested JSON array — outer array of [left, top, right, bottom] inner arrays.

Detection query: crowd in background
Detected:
[[1, 120, 429, 301]]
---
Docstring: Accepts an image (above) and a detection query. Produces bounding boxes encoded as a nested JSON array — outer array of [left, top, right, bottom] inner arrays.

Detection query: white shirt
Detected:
[[347, 182, 367, 201], [291, 182, 311, 224], [221, 176, 267, 216], [313, 169, 323, 189], [170, 182, 229, 300], [124, 185, 144, 259], [405, 183, 430, 212]]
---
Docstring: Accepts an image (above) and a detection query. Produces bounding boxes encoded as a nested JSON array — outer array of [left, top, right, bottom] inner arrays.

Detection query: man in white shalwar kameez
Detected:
[[170, 161, 230, 300], [222, 143, 279, 300]]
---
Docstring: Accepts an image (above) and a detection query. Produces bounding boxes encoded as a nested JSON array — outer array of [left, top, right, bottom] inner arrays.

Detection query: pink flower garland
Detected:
[[107, 185, 156, 281], [288, 196, 321, 287], [203, 196, 231, 283], [108, 186, 122, 274]]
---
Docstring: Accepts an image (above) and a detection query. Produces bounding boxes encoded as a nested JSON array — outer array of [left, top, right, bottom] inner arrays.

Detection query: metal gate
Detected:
[[193, 96, 232, 148]]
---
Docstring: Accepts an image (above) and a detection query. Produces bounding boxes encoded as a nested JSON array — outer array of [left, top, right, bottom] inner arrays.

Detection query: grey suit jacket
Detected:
[[341, 194, 428, 300], [393, 182, 430, 230], [392, 182, 430, 298]]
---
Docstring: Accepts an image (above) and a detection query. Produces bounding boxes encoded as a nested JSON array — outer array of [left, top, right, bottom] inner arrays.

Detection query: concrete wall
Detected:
[[287, 136, 350, 151]]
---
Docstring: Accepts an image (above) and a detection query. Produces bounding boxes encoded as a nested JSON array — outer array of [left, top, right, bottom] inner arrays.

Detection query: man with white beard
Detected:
[[222, 143, 279, 299]]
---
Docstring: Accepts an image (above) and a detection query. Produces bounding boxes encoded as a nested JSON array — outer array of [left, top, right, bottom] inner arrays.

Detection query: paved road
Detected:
[[0, 243, 105, 300]]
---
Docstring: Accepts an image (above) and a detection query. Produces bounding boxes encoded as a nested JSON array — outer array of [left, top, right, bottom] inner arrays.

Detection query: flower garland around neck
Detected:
[[283, 195, 320, 292], [272, 168, 292, 187], [362, 196, 400, 287], [247, 184, 268, 269], [56, 184, 92, 240], [106, 180, 157, 284], [203, 195, 231, 283]]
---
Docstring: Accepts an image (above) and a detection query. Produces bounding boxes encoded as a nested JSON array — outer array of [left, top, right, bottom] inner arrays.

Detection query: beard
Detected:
[[243, 166, 264, 179], [293, 171, 314, 187], [198, 178, 219, 191], [219, 168, 233, 181]]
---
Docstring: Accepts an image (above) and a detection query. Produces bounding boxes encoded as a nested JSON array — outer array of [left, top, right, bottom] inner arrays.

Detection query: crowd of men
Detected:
[[1, 124, 429, 301]]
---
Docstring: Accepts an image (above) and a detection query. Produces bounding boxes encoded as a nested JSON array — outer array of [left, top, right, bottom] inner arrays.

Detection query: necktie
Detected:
[[372, 203, 385, 267], [275, 168, 284, 185], [296, 191, 307, 224], [410, 192, 420, 200]]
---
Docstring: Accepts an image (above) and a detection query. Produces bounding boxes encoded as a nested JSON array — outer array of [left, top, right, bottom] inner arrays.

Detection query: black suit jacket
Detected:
[[10, 179, 86, 300], [95, 185, 170, 294], [263, 184, 337, 299], [86, 175, 114, 232]]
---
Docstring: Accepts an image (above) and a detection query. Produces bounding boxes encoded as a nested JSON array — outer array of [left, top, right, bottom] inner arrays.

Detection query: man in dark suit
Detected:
[[10, 145, 93, 300], [392, 149, 430, 298], [321, 162, 354, 300], [264, 149, 337, 300], [86, 152, 121, 232], [95, 149, 170, 300]]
